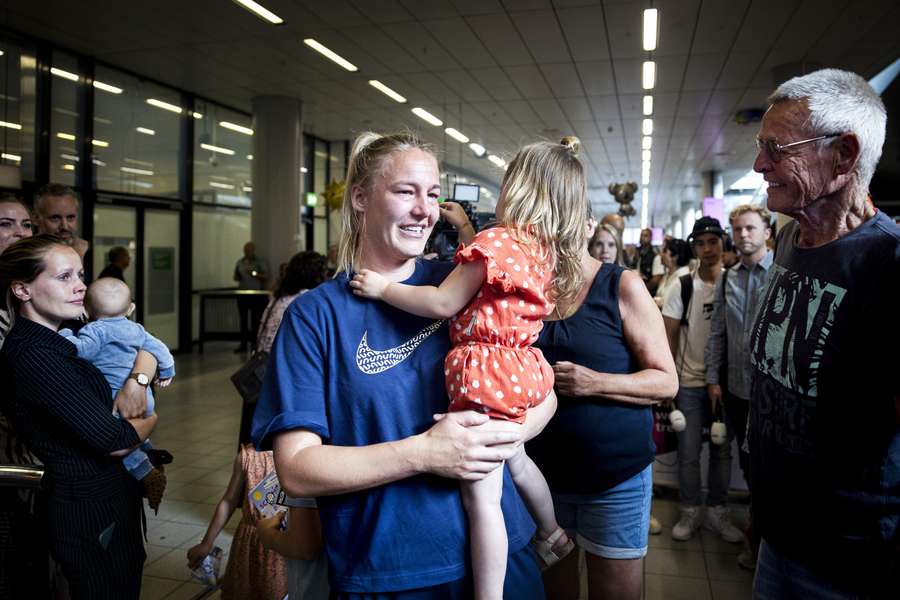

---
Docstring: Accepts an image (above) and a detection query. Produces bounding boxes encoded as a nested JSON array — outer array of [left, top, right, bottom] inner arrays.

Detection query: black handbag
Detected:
[[230, 350, 269, 404], [229, 304, 274, 404]]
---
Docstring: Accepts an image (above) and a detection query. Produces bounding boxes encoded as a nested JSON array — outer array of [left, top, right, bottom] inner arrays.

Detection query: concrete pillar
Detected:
[[251, 96, 303, 283]]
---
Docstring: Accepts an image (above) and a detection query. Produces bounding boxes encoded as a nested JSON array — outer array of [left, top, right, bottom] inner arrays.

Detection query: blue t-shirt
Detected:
[[749, 211, 900, 589], [528, 263, 653, 494], [252, 259, 535, 594]]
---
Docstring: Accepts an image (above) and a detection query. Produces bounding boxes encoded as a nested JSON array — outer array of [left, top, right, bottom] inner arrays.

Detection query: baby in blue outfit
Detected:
[[60, 277, 175, 480]]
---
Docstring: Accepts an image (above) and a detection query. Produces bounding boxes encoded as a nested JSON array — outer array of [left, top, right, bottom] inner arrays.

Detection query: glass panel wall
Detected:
[[93, 65, 180, 197], [193, 100, 252, 207], [49, 50, 81, 186], [0, 37, 37, 185]]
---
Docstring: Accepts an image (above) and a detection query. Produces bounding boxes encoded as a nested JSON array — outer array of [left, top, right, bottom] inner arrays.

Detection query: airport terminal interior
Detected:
[[0, 0, 898, 599]]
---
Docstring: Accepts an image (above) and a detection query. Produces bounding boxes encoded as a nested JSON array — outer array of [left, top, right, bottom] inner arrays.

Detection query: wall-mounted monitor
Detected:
[[453, 183, 480, 202]]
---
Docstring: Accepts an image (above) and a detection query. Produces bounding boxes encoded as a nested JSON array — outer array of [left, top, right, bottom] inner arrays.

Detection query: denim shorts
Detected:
[[552, 464, 652, 560]]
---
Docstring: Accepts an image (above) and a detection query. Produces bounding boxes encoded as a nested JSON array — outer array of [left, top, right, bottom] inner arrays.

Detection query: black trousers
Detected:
[[0, 489, 49, 599], [47, 470, 145, 600], [236, 296, 267, 350]]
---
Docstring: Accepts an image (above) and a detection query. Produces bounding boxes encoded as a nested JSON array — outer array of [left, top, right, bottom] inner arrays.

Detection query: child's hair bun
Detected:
[[560, 136, 580, 156]]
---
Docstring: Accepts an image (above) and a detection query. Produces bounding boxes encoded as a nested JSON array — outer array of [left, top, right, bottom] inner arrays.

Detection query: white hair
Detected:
[[768, 68, 886, 190]]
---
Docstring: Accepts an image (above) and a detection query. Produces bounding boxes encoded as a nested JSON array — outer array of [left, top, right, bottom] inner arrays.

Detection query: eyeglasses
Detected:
[[755, 133, 841, 162]]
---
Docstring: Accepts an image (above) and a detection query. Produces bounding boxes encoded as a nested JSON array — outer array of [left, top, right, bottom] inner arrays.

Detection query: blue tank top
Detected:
[[528, 263, 655, 494]]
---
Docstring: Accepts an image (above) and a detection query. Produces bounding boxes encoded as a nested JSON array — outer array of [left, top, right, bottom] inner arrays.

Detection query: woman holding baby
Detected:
[[0, 234, 157, 599]]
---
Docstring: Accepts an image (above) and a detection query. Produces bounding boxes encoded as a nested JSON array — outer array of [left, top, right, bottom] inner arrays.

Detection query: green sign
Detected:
[[305, 192, 318, 207]]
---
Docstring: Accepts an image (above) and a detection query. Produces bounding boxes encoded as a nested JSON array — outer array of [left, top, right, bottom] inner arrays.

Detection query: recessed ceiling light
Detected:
[[469, 143, 486, 157], [642, 61, 656, 90], [0, 120, 22, 130], [233, 0, 284, 24], [60, 153, 79, 162], [411, 107, 443, 127], [210, 181, 236, 190], [642, 119, 653, 136], [642, 160, 651, 171], [303, 38, 358, 72], [62, 164, 75, 171], [642, 150, 651, 161], [643, 9, 659, 52], [91, 139, 109, 148], [133, 181, 154, 189], [642, 172, 650, 185], [247, 154, 254, 160], [120, 166, 154, 176], [445, 128, 469, 143], [642, 136, 652, 150], [192, 112, 203, 119], [147, 98, 183, 114], [643, 95, 653, 116], [50, 67, 78, 82], [201, 143, 235, 156], [56, 132, 76, 141], [368, 80, 407, 103], [487, 154, 506, 168], [136, 127, 155, 136], [93, 80, 122, 94], [1, 153, 21, 162], [300, 167, 308, 173], [220, 121, 253, 135]]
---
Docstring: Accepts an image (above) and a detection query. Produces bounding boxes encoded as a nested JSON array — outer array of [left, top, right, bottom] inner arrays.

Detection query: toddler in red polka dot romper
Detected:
[[352, 137, 587, 600]]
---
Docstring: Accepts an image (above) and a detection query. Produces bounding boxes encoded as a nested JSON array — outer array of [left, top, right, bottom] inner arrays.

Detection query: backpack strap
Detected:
[[679, 273, 693, 326]]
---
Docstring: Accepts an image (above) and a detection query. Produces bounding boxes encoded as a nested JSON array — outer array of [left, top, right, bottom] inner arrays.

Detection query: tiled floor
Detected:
[[139, 343, 754, 599]]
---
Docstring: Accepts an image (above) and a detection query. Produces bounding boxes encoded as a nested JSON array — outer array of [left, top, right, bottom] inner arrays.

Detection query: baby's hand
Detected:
[[439, 201, 471, 231], [157, 377, 173, 388], [350, 269, 390, 300]]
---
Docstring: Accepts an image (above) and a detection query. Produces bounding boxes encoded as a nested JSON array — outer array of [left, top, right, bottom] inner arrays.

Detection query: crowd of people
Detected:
[[0, 67, 897, 599]]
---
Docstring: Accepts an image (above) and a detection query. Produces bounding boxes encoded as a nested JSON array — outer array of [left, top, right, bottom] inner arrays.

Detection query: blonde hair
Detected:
[[729, 203, 772, 227], [335, 132, 437, 276], [498, 136, 587, 308], [589, 223, 624, 267]]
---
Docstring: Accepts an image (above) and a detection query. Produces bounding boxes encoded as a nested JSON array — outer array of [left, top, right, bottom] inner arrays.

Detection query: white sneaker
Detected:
[[704, 505, 744, 543], [672, 506, 702, 541]]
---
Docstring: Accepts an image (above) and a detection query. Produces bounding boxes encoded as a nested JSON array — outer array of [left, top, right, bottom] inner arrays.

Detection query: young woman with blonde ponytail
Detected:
[[351, 137, 588, 599]]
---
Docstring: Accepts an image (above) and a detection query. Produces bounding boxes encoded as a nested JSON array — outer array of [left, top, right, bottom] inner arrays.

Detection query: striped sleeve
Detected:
[[15, 348, 141, 454]]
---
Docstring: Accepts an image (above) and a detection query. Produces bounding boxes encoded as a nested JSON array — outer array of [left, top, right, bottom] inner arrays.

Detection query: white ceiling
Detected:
[[3, 0, 898, 224]]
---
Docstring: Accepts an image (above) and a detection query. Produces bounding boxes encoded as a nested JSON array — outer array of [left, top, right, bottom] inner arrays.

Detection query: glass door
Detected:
[[143, 209, 180, 348], [93, 204, 137, 293]]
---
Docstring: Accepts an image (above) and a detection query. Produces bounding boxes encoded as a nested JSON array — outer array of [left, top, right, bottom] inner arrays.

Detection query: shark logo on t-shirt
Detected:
[[356, 320, 444, 374]]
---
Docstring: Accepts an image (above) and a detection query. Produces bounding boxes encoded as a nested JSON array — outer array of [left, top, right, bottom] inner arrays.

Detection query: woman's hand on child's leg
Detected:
[[350, 269, 390, 300]]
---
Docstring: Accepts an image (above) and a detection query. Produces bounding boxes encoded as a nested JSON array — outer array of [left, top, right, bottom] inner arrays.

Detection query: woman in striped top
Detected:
[[0, 235, 158, 599]]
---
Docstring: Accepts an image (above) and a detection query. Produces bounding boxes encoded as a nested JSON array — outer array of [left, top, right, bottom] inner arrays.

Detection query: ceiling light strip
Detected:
[[303, 38, 358, 72], [201, 143, 236, 156], [120, 166, 154, 176], [93, 80, 123, 94], [50, 67, 78, 82], [368, 80, 406, 103], [411, 107, 442, 127], [219, 121, 254, 135], [643, 9, 659, 52], [233, 0, 284, 24], [445, 128, 469, 143], [147, 98, 183, 114]]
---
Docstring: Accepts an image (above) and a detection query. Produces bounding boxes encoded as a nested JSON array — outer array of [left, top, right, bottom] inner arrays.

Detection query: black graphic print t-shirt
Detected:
[[749, 210, 900, 589]]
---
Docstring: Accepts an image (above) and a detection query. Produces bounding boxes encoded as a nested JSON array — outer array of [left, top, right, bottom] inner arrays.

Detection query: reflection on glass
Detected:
[[92, 65, 181, 197], [193, 100, 252, 207], [48, 50, 80, 185]]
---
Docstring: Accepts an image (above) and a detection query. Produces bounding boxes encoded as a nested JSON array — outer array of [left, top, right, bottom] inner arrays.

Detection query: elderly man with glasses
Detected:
[[748, 69, 899, 599]]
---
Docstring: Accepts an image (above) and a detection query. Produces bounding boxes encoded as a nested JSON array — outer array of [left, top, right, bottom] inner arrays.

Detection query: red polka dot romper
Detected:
[[445, 226, 555, 424]]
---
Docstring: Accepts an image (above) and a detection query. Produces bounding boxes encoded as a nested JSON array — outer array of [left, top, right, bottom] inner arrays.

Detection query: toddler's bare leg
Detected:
[[461, 465, 506, 600], [507, 445, 559, 540]]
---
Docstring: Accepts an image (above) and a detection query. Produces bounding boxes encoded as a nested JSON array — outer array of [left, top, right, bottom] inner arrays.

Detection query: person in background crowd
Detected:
[[721, 235, 739, 269], [98, 246, 130, 282], [622, 244, 638, 270], [0, 194, 32, 255], [636, 228, 662, 295], [530, 211, 678, 600], [235, 250, 329, 446], [33, 184, 89, 260], [252, 132, 550, 598], [654, 238, 692, 309], [0, 235, 157, 599], [589, 222, 625, 267], [0, 194, 33, 343], [704, 204, 772, 571], [662, 217, 743, 545], [749, 68, 899, 599], [233, 241, 269, 353]]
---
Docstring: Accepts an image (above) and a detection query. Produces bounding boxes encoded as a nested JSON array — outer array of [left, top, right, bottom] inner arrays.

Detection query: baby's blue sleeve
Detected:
[[140, 330, 175, 379], [58, 323, 106, 360]]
